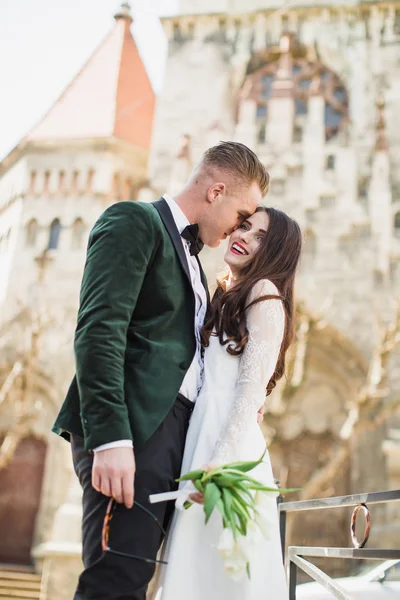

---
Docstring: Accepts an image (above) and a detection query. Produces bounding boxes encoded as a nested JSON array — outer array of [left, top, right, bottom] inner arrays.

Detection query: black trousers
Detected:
[[71, 394, 193, 600]]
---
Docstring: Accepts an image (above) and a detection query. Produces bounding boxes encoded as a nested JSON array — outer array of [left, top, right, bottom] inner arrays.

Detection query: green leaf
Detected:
[[231, 493, 251, 535], [246, 484, 300, 494], [230, 488, 253, 517], [194, 479, 205, 493], [233, 502, 248, 536], [246, 562, 251, 580], [221, 488, 236, 537], [210, 473, 243, 488], [221, 447, 267, 473], [219, 469, 267, 486], [183, 500, 193, 510], [177, 468, 205, 482], [204, 482, 221, 524], [216, 498, 228, 527], [235, 481, 255, 503]]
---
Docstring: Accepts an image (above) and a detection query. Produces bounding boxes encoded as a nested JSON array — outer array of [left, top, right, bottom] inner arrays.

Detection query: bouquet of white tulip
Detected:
[[177, 448, 297, 581]]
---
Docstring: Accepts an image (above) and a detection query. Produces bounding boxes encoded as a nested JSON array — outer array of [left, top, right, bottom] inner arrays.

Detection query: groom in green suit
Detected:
[[53, 141, 269, 600]]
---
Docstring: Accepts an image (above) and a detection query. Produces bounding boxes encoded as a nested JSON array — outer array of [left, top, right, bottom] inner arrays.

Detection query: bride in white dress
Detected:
[[153, 206, 302, 600]]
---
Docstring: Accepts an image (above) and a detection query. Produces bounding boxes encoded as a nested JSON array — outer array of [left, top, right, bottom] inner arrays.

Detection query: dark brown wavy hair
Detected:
[[201, 206, 302, 396]]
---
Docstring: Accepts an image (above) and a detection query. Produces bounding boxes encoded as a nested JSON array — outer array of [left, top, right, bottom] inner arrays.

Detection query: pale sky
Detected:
[[0, 0, 179, 161]]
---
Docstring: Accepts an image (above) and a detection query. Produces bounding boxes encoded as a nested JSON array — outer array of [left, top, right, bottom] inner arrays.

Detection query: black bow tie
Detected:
[[181, 224, 204, 256]]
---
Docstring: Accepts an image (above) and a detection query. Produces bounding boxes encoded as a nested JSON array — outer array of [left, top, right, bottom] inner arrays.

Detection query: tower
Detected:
[[0, 2, 155, 575], [0, 2, 155, 313]]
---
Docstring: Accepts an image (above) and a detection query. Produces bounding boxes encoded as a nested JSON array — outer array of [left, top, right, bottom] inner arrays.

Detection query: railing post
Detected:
[[288, 559, 297, 600], [279, 490, 400, 600], [279, 501, 286, 562]]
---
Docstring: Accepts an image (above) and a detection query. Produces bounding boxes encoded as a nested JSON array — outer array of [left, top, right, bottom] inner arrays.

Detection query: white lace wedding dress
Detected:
[[153, 279, 288, 600]]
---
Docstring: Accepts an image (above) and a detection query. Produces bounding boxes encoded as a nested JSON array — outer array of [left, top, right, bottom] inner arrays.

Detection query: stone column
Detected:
[[234, 99, 258, 149], [266, 35, 295, 152], [347, 39, 369, 140], [302, 79, 325, 210], [383, 5, 396, 44], [34, 472, 83, 600], [336, 147, 358, 214], [369, 6, 384, 78], [368, 97, 392, 275], [253, 13, 267, 53]]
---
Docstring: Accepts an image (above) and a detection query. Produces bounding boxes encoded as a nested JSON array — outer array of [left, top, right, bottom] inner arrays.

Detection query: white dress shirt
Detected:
[[94, 194, 207, 452]]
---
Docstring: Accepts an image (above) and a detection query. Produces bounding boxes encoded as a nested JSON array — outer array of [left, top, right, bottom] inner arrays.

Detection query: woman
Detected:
[[154, 206, 302, 599]]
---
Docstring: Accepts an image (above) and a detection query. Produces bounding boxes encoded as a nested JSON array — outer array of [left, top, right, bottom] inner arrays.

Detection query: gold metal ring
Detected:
[[350, 503, 371, 549]]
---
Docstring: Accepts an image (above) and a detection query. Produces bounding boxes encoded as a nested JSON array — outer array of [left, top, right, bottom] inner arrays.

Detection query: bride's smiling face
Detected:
[[224, 210, 269, 277]]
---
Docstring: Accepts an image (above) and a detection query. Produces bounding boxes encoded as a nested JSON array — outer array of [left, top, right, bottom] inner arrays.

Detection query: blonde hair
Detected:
[[201, 141, 270, 196]]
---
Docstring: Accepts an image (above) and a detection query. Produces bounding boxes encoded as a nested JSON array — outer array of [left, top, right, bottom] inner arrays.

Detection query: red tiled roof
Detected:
[[26, 4, 155, 150]]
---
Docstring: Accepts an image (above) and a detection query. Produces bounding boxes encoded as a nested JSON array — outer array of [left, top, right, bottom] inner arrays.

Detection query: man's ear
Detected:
[[207, 182, 226, 204]]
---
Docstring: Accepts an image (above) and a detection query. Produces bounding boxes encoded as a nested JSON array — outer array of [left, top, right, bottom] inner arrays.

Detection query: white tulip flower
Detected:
[[216, 527, 236, 559], [254, 498, 277, 540], [224, 555, 248, 582]]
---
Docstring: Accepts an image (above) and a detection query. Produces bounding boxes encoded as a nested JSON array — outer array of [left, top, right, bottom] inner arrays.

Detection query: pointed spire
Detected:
[[114, 2, 133, 23], [25, 3, 154, 151], [375, 94, 388, 152]]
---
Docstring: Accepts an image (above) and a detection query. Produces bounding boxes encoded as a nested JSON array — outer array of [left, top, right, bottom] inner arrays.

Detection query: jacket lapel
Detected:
[[152, 197, 191, 285], [152, 197, 211, 305], [196, 256, 210, 305]]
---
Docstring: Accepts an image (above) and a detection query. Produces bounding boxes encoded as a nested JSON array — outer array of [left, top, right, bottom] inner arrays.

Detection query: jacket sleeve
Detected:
[[74, 201, 157, 450]]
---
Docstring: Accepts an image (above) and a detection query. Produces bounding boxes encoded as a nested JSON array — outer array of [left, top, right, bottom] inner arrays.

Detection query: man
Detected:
[[53, 141, 269, 600]]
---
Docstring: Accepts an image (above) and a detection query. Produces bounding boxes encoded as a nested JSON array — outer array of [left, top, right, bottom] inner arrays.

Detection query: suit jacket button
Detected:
[[179, 362, 188, 370]]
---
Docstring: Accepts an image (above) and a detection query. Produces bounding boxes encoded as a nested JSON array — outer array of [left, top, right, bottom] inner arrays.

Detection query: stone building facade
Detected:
[[149, 0, 400, 575], [0, 0, 400, 597]]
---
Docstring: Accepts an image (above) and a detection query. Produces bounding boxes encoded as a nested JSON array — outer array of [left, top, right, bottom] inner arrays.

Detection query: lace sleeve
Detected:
[[210, 279, 285, 465]]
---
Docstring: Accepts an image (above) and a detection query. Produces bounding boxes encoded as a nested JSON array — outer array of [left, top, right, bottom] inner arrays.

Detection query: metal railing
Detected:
[[278, 489, 400, 600]]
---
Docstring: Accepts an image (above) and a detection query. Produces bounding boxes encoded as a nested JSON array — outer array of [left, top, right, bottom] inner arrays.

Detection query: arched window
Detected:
[[26, 219, 38, 247], [326, 155, 336, 171], [29, 171, 37, 195], [395, 212, 400, 237], [48, 219, 61, 250], [241, 49, 348, 143], [43, 171, 51, 194], [86, 169, 95, 193], [71, 218, 85, 250], [71, 170, 80, 194], [173, 22, 182, 42], [123, 178, 133, 201], [59, 170, 66, 193], [113, 173, 122, 201]]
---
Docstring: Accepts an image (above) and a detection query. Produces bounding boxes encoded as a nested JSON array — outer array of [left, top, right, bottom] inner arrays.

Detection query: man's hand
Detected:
[[257, 404, 265, 424], [92, 447, 136, 509]]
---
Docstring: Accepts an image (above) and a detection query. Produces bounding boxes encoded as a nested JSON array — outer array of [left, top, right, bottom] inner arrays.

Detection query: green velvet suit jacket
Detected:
[[52, 198, 207, 450]]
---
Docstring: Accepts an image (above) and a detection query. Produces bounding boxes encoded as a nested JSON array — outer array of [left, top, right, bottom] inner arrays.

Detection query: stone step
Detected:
[[0, 571, 40, 583], [0, 570, 41, 600], [0, 589, 40, 597], [0, 578, 41, 590], [0, 593, 40, 600]]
